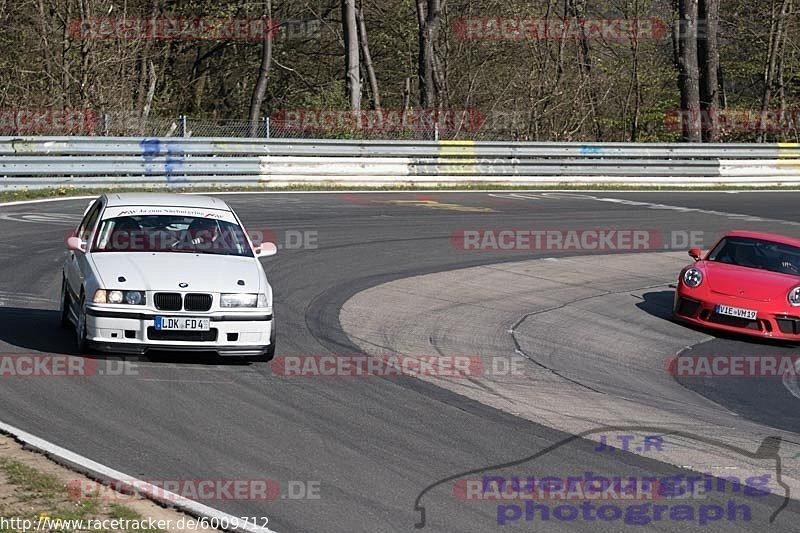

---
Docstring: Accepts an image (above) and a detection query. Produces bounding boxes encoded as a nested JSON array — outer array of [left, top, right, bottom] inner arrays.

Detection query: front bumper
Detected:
[[673, 291, 800, 341], [85, 306, 274, 356]]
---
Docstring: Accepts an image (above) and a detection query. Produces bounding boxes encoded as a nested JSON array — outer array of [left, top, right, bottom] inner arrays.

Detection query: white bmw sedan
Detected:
[[60, 193, 276, 359]]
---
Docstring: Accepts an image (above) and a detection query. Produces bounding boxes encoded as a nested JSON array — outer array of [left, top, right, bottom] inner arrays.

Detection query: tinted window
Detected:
[[92, 214, 253, 257], [708, 237, 800, 275]]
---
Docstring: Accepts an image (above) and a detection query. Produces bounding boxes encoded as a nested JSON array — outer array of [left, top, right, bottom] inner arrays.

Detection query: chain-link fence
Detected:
[[0, 111, 554, 141], [109, 115, 523, 141], [5, 110, 797, 142]]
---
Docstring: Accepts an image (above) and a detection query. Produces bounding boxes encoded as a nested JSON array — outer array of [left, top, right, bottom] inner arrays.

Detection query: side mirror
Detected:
[[67, 236, 87, 252], [254, 242, 278, 257], [688, 248, 702, 261]]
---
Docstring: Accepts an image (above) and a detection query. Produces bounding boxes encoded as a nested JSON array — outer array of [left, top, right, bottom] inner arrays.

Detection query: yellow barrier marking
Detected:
[[439, 140, 477, 175], [778, 143, 800, 159], [776, 144, 800, 175]]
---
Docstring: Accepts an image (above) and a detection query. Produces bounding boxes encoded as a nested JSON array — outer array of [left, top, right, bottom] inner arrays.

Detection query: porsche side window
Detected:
[[708, 239, 732, 262]]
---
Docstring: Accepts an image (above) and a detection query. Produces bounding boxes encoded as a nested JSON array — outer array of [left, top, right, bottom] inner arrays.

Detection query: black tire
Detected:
[[263, 341, 275, 361], [59, 277, 71, 329], [75, 293, 88, 354]]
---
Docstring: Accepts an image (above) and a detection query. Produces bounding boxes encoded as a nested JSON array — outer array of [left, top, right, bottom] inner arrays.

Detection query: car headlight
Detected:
[[92, 289, 146, 305], [789, 287, 800, 307], [125, 290, 144, 305], [683, 268, 703, 288], [221, 293, 269, 308], [108, 290, 123, 304]]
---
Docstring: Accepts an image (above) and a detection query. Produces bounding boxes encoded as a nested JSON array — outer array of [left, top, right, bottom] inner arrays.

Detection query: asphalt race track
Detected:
[[3, 191, 800, 531]]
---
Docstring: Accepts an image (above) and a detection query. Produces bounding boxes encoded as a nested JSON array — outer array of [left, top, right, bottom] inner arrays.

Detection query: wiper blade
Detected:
[[156, 248, 199, 253]]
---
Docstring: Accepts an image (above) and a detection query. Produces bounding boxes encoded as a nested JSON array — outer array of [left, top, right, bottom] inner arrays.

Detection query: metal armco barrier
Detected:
[[1, 137, 800, 189]]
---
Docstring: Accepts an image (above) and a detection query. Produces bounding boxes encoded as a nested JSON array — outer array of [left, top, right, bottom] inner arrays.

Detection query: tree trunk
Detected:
[[37, 0, 52, 96], [570, 0, 601, 140], [698, 0, 720, 142], [416, 0, 443, 108], [357, 4, 380, 110], [60, 7, 73, 108], [78, 0, 93, 108], [758, 0, 791, 142], [249, 1, 274, 137], [630, 30, 642, 142], [776, 4, 789, 139], [676, 0, 702, 142], [342, 0, 361, 112], [139, 60, 156, 135]]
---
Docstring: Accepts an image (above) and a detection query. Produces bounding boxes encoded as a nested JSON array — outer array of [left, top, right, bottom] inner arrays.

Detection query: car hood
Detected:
[[90, 252, 262, 293], [703, 261, 800, 302]]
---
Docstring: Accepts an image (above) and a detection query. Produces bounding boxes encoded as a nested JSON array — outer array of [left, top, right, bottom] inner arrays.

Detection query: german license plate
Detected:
[[715, 305, 757, 320], [155, 316, 211, 331]]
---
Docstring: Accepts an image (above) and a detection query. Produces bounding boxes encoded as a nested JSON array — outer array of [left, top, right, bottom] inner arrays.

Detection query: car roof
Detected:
[[724, 230, 800, 248], [102, 193, 230, 211]]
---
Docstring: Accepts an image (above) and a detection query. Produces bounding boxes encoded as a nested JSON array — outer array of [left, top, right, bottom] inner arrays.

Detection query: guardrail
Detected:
[[1, 137, 799, 189]]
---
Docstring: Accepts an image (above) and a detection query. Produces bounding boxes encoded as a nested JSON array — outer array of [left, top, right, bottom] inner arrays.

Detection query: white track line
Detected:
[[0, 195, 95, 207], [3, 189, 800, 209], [586, 195, 800, 227], [0, 420, 277, 533]]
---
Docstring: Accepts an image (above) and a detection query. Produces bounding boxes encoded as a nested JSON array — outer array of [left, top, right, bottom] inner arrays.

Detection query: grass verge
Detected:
[[0, 434, 215, 532]]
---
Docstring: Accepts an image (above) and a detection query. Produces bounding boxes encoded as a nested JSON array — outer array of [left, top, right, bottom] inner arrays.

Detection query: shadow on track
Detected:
[[636, 291, 797, 349], [636, 292, 800, 433], [0, 307, 74, 355], [0, 306, 252, 366]]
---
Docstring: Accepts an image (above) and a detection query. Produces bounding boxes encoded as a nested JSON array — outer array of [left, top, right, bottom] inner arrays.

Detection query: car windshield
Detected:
[[92, 215, 253, 257], [707, 236, 800, 275]]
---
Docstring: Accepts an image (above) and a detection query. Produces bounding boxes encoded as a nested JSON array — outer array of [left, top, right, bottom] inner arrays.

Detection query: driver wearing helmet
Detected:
[[188, 218, 221, 248]]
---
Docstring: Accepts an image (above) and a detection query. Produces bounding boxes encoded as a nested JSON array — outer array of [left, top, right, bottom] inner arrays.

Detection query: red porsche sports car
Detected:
[[673, 230, 800, 340]]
